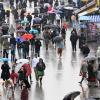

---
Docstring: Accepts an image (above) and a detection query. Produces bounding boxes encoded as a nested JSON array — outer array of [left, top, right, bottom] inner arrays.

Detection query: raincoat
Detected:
[[1, 63, 10, 81], [22, 64, 32, 77]]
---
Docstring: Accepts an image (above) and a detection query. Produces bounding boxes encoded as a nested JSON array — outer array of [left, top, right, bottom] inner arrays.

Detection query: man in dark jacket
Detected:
[[70, 33, 78, 52], [22, 40, 30, 58], [10, 34, 16, 50], [81, 44, 90, 57], [26, 13, 32, 24], [35, 39, 41, 57]]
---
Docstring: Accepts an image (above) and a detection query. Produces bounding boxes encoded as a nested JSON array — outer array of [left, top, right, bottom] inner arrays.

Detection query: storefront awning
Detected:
[[78, 7, 99, 16], [79, 15, 100, 22], [74, 0, 96, 14]]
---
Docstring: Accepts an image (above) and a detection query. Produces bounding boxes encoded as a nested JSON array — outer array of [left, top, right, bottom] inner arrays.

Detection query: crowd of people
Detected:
[[0, 0, 100, 100]]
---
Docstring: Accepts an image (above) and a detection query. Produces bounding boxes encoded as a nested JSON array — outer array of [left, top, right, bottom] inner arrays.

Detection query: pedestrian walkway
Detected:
[[0, 1, 100, 100]]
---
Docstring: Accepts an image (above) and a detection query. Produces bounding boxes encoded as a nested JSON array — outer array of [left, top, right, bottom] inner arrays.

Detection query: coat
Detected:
[[22, 64, 32, 76], [35, 40, 41, 51], [36, 62, 46, 76], [1, 63, 10, 80], [70, 34, 78, 45], [21, 87, 28, 100], [10, 72, 18, 84]]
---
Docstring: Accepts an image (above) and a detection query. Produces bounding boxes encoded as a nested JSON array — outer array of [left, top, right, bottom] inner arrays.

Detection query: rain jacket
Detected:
[[22, 64, 32, 76]]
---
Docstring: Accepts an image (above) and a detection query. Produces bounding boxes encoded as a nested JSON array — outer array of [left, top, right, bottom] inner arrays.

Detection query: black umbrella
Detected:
[[2, 25, 9, 30], [63, 91, 80, 100], [43, 24, 58, 29], [53, 36, 63, 42], [43, 24, 50, 29]]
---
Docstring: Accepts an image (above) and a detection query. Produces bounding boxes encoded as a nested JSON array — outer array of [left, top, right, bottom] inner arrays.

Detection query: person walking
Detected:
[[43, 29, 51, 50], [3, 39, 10, 58], [36, 58, 46, 85], [26, 13, 32, 24], [56, 39, 64, 58], [1, 61, 10, 81], [35, 39, 42, 57], [22, 40, 30, 59], [32, 54, 39, 81], [70, 28, 78, 52], [11, 46, 15, 62], [21, 85, 28, 100], [10, 70, 18, 89], [79, 33, 86, 49], [10, 34, 16, 50], [79, 60, 88, 84]]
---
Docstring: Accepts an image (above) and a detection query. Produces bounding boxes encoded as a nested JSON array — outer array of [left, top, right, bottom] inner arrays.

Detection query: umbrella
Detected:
[[1, 35, 11, 38], [15, 19, 21, 23], [16, 29, 28, 33], [44, 3, 50, 8], [53, 36, 63, 42], [16, 37, 25, 42], [35, 37, 43, 40], [43, 24, 51, 29], [21, 20, 29, 24], [56, 5, 64, 10], [64, 6, 74, 10], [29, 29, 39, 34], [15, 59, 29, 72], [2, 23, 9, 26], [21, 34, 33, 40], [0, 58, 11, 62], [63, 91, 80, 100], [22, 63, 32, 76], [85, 55, 97, 61], [2, 25, 9, 30], [43, 24, 57, 29], [16, 59, 29, 64]]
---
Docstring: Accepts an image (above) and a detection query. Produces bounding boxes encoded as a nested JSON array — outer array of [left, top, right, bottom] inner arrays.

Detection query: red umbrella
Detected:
[[21, 34, 33, 40]]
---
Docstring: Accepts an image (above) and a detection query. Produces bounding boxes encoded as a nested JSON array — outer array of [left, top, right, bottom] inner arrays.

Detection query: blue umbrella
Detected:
[[16, 37, 25, 42], [0, 58, 11, 62], [29, 29, 39, 34]]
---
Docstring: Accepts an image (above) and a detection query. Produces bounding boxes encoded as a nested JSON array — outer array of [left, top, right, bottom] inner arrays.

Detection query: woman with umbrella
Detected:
[[54, 36, 64, 58], [1, 61, 10, 81], [36, 58, 46, 85]]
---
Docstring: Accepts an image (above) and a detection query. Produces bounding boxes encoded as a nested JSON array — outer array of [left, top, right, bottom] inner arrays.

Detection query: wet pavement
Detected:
[[0, 1, 100, 100]]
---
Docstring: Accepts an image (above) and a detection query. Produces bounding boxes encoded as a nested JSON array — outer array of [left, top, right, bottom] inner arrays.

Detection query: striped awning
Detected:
[[79, 15, 100, 22]]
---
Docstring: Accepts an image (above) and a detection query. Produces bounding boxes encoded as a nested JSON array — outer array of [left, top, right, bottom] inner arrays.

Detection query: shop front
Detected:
[[75, 0, 100, 42], [79, 15, 100, 42]]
